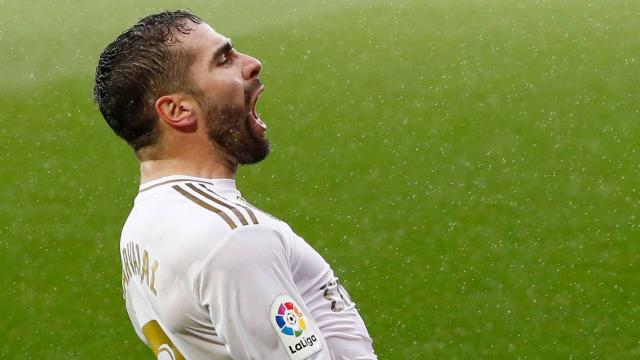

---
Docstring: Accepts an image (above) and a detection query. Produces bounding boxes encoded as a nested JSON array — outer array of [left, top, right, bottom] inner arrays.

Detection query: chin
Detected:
[[237, 141, 271, 165]]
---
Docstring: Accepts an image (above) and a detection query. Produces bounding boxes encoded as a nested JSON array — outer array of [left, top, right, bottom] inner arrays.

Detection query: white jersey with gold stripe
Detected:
[[119, 175, 377, 360]]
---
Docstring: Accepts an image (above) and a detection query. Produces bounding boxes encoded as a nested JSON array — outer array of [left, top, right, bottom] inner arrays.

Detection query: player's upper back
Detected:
[[120, 176, 289, 357], [121, 175, 266, 299]]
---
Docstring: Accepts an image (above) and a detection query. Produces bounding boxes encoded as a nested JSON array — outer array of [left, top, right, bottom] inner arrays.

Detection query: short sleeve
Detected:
[[194, 225, 332, 360]]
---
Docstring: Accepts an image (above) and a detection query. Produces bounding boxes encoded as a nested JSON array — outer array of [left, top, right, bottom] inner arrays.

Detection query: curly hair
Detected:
[[93, 10, 203, 151]]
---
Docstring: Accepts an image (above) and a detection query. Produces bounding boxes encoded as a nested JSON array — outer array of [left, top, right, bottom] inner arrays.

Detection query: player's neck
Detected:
[[137, 132, 239, 184], [139, 153, 237, 184]]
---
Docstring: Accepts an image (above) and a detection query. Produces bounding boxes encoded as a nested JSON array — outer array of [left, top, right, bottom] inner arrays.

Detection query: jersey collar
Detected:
[[138, 175, 242, 200], [210, 178, 241, 199]]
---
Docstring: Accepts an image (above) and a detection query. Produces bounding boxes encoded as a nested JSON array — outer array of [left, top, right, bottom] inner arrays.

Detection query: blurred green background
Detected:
[[1, 0, 639, 358]]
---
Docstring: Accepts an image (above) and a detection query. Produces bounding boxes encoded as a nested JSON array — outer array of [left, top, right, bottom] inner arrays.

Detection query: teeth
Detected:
[[249, 85, 266, 130], [252, 97, 258, 117]]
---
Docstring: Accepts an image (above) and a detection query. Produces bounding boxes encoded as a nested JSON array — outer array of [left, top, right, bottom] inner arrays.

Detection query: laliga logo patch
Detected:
[[274, 300, 306, 336], [270, 294, 322, 359]]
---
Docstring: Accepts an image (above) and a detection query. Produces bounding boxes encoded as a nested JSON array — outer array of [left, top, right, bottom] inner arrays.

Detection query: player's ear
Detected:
[[155, 94, 198, 132]]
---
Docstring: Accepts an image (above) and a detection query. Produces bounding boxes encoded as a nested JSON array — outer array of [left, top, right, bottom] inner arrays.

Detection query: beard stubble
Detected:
[[200, 82, 270, 165]]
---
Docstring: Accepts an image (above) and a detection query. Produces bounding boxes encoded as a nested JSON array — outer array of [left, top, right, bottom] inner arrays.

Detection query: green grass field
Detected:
[[2, 0, 639, 358]]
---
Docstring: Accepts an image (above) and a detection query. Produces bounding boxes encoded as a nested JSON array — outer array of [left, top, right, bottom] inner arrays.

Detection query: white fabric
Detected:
[[120, 175, 377, 359]]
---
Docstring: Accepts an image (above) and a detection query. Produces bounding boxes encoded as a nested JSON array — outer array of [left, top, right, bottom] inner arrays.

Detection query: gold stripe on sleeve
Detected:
[[235, 202, 259, 225], [172, 185, 237, 229], [186, 183, 249, 226], [198, 184, 259, 225]]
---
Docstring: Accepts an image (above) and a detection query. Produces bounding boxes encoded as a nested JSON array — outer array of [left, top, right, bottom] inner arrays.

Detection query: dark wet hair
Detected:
[[93, 10, 203, 151]]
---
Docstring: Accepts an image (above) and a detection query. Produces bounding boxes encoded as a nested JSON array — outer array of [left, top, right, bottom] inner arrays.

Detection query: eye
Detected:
[[218, 51, 234, 66]]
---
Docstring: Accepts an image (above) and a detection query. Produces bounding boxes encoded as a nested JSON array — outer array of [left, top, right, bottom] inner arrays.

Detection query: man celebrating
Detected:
[[93, 10, 377, 360]]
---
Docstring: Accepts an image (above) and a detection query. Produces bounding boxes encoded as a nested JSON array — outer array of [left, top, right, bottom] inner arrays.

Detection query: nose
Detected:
[[242, 54, 262, 80]]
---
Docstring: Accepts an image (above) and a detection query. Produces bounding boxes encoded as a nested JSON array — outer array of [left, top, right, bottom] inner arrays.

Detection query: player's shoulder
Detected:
[[133, 178, 253, 231], [120, 178, 244, 262], [121, 176, 299, 256], [203, 225, 289, 270], [124, 176, 292, 241]]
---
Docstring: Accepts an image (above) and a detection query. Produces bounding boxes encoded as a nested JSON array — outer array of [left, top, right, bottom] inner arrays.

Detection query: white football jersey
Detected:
[[119, 175, 377, 360]]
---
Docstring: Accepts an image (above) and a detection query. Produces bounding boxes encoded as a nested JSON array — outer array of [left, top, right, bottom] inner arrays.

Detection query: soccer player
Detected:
[[93, 10, 377, 360]]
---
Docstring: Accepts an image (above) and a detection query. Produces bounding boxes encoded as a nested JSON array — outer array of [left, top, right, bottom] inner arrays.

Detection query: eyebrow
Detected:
[[211, 40, 233, 65]]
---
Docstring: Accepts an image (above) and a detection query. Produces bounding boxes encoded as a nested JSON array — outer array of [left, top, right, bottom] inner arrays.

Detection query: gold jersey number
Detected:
[[142, 320, 185, 360]]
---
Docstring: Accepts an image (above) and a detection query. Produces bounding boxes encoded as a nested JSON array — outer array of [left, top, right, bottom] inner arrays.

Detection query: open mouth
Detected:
[[250, 85, 267, 133]]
